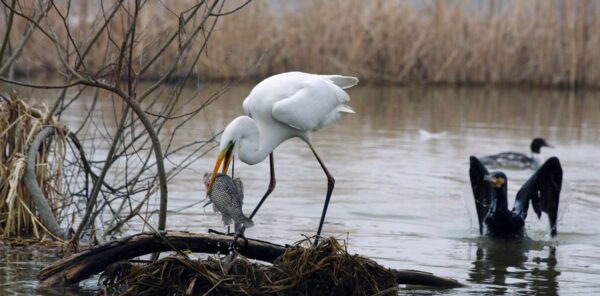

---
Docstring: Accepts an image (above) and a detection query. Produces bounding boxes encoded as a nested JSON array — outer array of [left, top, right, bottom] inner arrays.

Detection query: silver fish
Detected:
[[203, 172, 253, 232]]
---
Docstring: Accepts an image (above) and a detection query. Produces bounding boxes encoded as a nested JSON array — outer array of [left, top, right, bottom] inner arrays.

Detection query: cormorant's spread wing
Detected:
[[514, 157, 562, 236], [469, 156, 492, 235]]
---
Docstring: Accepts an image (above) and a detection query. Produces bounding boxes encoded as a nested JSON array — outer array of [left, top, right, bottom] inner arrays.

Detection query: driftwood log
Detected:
[[38, 231, 465, 289]]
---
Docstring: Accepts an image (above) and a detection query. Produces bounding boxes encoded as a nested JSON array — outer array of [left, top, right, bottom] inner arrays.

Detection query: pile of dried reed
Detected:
[[0, 93, 66, 239], [100, 237, 398, 295], [3, 0, 600, 87]]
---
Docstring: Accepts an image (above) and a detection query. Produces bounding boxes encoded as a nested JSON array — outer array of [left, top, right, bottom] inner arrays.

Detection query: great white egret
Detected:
[[207, 71, 358, 241]]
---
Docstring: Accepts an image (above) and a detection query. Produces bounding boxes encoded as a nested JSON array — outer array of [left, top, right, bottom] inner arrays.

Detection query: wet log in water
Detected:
[[37, 231, 464, 289], [37, 231, 284, 287]]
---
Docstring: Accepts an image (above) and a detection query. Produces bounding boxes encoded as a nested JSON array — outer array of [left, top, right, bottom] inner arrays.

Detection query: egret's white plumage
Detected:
[[222, 72, 358, 165], [207, 71, 358, 241]]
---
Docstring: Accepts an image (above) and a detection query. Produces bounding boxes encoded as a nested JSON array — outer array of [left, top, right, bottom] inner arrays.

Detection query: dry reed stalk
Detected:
[[4, 0, 599, 87]]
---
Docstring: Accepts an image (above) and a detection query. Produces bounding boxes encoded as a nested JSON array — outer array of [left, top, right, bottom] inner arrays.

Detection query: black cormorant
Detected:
[[479, 138, 553, 169], [469, 156, 562, 239]]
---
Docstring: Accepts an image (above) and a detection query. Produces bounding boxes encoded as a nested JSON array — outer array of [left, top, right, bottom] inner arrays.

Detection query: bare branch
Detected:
[[0, 0, 17, 70]]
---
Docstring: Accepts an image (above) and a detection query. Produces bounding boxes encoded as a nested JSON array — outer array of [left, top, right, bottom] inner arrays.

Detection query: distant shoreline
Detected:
[[4, 0, 600, 89], [7, 72, 600, 91]]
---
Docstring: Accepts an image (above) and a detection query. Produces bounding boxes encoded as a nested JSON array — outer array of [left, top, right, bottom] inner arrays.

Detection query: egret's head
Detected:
[[207, 116, 254, 192], [483, 172, 507, 188]]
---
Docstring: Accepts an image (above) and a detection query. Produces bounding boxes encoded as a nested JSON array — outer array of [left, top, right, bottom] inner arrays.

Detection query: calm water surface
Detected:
[[2, 84, 600, 295]]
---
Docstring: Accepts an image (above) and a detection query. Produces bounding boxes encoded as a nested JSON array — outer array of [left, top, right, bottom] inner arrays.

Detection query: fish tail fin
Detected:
[[239, 216, 254, 228]]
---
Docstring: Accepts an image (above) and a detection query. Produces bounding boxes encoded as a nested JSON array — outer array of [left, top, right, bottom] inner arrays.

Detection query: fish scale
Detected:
[[204, 173, 253, 232]]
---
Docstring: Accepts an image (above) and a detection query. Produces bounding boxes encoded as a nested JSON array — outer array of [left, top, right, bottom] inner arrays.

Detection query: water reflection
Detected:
[[469, 239, 560, 295], [8, 84, 600, 295], [0, 247, 96, 296]]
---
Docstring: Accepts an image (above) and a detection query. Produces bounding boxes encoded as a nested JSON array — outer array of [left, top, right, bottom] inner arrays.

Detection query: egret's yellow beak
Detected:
[[207, 143, 234, 192], [222, 145, 233, 174]]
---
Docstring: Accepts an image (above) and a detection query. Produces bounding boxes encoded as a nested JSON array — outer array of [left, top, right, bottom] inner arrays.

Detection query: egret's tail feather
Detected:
[[239, 217, 254, 228], [315, 104, 355, 130], [339, 104, 355, 113], [323, 75, 359, 89]]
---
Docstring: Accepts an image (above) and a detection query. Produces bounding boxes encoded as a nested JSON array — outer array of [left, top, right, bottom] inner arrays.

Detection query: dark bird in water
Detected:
[[479, 138, 553, 170], [469, 156, 563, 239]]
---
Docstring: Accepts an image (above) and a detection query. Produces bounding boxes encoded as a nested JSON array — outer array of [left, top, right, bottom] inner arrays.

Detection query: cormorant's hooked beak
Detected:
[[207, 142, 234, 192], [483, 175, 505, 188]]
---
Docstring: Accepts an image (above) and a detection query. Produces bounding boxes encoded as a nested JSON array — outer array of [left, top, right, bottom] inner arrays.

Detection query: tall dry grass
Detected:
[[2, 0, 600, 87], [0, 94, 66, 238]]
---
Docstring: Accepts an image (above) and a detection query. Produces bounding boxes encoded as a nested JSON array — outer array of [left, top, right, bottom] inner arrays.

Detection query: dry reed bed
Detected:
[[0, 93, 64, 239], [2, 0, 600, 87]]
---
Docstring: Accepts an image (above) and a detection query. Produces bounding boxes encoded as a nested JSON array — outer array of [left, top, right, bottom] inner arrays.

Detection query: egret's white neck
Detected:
[[237, 126, 270, 165], [224, 116, 282, 165]]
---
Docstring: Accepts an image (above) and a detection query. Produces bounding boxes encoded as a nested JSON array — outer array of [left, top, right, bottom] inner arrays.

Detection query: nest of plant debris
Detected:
[[100, 237, 398, 296]]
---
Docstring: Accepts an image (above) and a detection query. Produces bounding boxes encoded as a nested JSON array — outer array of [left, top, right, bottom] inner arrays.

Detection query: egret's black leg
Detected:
[[309, 144, 335, 246], [249, 153, 276, 219]]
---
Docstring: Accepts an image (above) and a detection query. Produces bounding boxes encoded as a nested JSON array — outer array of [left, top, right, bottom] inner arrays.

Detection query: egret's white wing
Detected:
[[271, 78, 351, 131], [319, 75, 359, 89]]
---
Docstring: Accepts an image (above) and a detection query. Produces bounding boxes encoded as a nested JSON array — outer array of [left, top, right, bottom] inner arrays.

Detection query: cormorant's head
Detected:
[[484, 172, 507, 188], [531, 138, 552, 154]]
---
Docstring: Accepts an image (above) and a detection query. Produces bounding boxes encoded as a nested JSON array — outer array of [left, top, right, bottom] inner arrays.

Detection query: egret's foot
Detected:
[[229, 225, 248, 251], [230, 234, 249, 252]]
